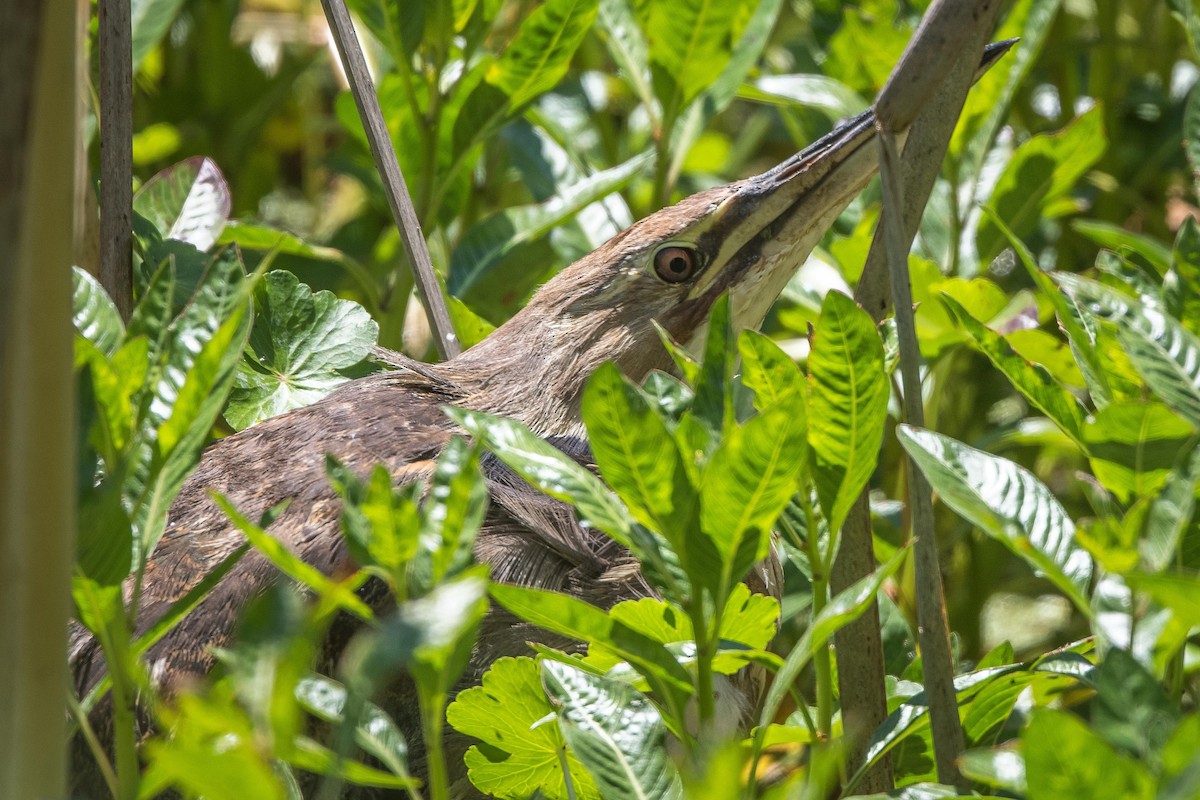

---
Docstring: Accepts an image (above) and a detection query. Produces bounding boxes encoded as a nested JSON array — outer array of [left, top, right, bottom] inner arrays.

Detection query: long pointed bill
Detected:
[[687, 39, 1015, 334]]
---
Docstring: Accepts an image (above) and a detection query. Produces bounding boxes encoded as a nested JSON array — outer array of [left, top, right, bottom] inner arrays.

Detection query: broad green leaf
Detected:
[[984, 210, 1113, 407], [72, 267, 124, 357], [417, 436, 488, 591], [691, 294, 735, 435], [595, 0, 654, 110], [1004, 329, 1087, 389], [586, 584, 778, 676], [542, 662, 682, 800], [294, 675, 411, 781], [133, 156, 231, 251], [845, 785, 984, 800], [1071, 220, 1173, 275], [738, 74, 867, 122], [737, 330, 805, 413], [342, 575, 488, 696], [141, 288, 253, 557], [141, 689, 286, 800], [897, 426, 1092, 613], [131, 0, 188, 71], [950, 0, 1061, 169], [957, 749, 1027, 794], [1165, 218, 1200, 333], [1188, 82, 1200, 194], [977, 106, 1106, 263], [449, 153, 649, 296], [1057, 273, 1200, 427], [1142, 446, 1200, 572], [1093, 648, 1179, 762], [1022, 709, 1154, 800], [637, 0, 745, 112], [452, 0, 598, 156], [487, 0, 598, 108], [447, 657, 601, 800], [700, 391, 806, 586], [943, 294, 1086, 446], [859, 666, 1023, 782], [487, 584, 692, 694], [583, 363, 696, 541], [285, 738, 417, 789], [226, 270, 378, 430], [447, 407, 634, 548], [447, 296, 496, 350], [1123, 572, 1200, 630], [1082, 402, 1194, 504], [807, 291, 888, 534], [325, 458, 422, 584]]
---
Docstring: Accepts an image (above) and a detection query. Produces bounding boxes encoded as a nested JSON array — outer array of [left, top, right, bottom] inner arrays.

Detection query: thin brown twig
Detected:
[[867, 0, 1005, 786], [99, 0, 133, 320], [319, 0, 460, 360]]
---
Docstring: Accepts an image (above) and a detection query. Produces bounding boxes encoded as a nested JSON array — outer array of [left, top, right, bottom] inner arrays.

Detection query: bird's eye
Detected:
[[653, 246, 699, 283]]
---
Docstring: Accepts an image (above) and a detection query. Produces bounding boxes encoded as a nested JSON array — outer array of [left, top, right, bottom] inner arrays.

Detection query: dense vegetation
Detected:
[[70, 0, 1199, 798]]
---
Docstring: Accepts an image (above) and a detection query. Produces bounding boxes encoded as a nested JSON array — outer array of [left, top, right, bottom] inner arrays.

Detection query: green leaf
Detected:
[[452, 0, 599, 156], [133, 156, 231, 251], [447, 657, 601, 800], [977, 106, 1106, 263], [542, 661, 682, 800], [583, 363, 696, 541], [586, 584, 778, 676], [488, 584, 693, 693], [738, 74, 867, 122], [1022, 709, 1154, 800], [72, 267, 125, 357], [1057, 273, 1200, 427], [958, 748, 1027, 794], [1093, 648, 1179, 762], [447, 407, 635, 548], [807, 291, 888, 534], [942, 294, 1086, 446], [700, 391, 806, 586], [417, 436, 488, 591], [131, 0, 188, 71], [1187, 81, 1200, 194], [450, 153, 649, 297], [637, 0, 745, 112], [487, 0, 598, 108], [211, 493, 374, 621], [1071, 220, 1173, 275], [1082, 402, 1195, 504], [984, 210, 1114, 407], [756, 548, 908, 756], [325, 458, 422, 584], [1165, 218, 1200, 333], [897, 426, 1092, 613], [737, 330, 805, 413], [447, 296, 496, 350], [1142, 446, 1200, 572], [1123, 571, 1200, 630], [595, 0, 654, 111], [226, 270, 378, 429], [294, 675, 411, 781]]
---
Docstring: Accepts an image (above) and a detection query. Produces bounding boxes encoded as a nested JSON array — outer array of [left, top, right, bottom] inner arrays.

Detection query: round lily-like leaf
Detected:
[[226, 270, 378, 429]]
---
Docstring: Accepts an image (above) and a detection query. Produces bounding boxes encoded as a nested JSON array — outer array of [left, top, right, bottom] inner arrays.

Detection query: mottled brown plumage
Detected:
[[70, 103, 889, 798]]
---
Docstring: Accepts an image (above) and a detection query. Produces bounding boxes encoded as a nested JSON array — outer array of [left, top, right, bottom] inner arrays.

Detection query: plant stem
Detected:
[[421, 692, 451, 800], [802, 493, 834, 736]]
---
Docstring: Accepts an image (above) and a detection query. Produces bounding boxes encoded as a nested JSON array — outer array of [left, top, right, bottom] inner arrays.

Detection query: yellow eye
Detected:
[[653, 246, 698, 283]]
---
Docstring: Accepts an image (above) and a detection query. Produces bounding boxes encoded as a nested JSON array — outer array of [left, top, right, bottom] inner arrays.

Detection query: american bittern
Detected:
[[71, 42, 1011, 798]]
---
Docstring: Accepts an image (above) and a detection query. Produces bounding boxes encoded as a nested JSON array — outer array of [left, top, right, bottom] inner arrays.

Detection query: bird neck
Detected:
[[440, 302, 670, 439]]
